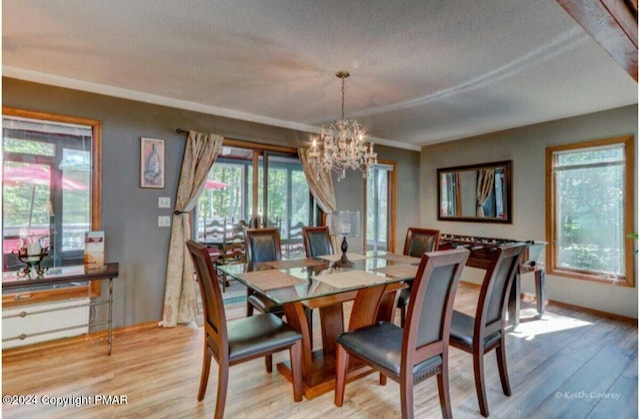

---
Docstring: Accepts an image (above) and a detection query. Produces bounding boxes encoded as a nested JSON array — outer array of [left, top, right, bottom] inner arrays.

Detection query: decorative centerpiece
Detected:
[[12, 241, 50, 277], [331, 210, 360, 268]]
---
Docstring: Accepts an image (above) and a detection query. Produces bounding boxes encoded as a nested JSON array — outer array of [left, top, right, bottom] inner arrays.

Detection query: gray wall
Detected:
[[3, 77, 421, 328], [420, 105, 638, 318], [334, 144, 421, 254]]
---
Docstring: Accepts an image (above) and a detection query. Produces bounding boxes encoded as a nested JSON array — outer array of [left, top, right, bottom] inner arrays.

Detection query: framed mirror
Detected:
[[437, 160, 512, 223]]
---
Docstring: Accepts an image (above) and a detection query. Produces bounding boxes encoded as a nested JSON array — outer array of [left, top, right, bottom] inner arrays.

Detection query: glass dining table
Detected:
[[218, 251, 422, 399]]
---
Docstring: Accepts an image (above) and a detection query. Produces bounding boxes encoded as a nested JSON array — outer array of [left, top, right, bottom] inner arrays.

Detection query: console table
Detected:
[[439, 234, 546, 326], [2, 263, 120, 355]]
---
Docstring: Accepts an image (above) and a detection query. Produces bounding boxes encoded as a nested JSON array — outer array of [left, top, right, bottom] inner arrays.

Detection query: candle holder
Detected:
[[331, 210, 360, 268], [12, 246, 51, 277]]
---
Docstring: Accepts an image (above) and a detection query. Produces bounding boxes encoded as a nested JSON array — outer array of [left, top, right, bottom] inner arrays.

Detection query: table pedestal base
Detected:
[[277, 351, 374, 400]]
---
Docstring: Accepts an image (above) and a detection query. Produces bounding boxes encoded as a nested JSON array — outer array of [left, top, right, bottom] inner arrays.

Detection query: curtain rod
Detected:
[[175, 128, 189, 135]]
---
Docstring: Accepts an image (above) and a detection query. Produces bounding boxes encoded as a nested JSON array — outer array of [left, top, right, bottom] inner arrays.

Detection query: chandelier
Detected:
[[308, 71, 377, 180]]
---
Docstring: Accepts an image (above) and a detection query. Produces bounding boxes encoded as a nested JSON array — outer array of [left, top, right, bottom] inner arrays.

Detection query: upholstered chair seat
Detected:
[[337, 321, 443, 377], [246, 293, 282, 314], [449, 311, 501, 349], [226, 314, 301, 361]]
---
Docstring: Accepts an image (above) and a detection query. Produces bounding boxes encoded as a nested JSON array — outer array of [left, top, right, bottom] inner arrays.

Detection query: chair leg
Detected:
[[437, 366, 453, 419], [473, 350, 490, 417], [289, 340, 303, 402], [399, 372, 414, 419], [496, 340, 512, 396], [265, 355, 273, 373], [214, 359, 229, 419], [334, 344, 349, 407], [197, 344, 211, 401], [246, 291, 254, 317], [379, 373, 387, 385]]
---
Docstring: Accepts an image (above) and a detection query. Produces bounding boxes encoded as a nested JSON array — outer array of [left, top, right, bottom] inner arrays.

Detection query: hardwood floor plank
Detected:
[[2, 283, 636, 419], [492, 318, 632, 419], [586, 352, 638, 419], [531, 321, 636, 418]]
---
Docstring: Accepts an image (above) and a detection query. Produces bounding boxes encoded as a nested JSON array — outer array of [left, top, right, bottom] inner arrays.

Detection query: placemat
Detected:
[[264, 259, 328, 269], [314, 270, 387, 289], [318, 252, 367, 262], [378, 253, 422, 265], [237, 270, 307, 291], [372, 264, 418, 280]]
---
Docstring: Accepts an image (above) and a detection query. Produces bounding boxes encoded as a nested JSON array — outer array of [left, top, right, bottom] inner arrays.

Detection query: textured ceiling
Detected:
[[3, 0, 638, 150]]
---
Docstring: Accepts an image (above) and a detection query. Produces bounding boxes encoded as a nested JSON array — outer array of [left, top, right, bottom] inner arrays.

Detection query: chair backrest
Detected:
[[244, 228, 282, 263], [302, 226, 334, 257], [224, 221, 245, 244], [403, 227, 440, 258], [404, 248, 470, 354], [221, 221, 247, 264], [186, 240, 227, 350], [204, 217, 226, 240], [476, 243, 528, 334]]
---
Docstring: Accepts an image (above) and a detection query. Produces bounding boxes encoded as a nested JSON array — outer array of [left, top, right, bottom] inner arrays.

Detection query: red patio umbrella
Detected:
[[204, 179, 228, 190], [2, 164, 87, 237], [3, 165, 86, 191]]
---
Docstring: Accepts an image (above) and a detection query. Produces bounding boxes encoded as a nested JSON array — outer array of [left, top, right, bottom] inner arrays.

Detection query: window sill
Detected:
[[548, 268, 632, 288]]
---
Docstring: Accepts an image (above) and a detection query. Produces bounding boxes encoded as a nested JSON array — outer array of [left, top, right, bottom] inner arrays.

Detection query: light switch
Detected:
[[158, 216, 171, 227], [158, 197, 171, 208]]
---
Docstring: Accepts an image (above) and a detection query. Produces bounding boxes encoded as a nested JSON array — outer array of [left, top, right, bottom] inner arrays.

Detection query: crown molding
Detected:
[[3, 66, 421, 152]]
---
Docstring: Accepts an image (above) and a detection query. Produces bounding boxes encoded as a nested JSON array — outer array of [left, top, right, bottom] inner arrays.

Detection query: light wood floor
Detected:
[[2, 283, 637, 418]]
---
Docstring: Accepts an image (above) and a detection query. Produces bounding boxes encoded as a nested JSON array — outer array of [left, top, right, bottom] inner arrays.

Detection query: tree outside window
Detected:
[[546, 136, 634, 286]]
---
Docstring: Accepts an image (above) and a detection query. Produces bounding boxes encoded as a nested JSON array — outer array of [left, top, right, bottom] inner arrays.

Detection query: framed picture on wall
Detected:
[[140, 137, 165, 189]]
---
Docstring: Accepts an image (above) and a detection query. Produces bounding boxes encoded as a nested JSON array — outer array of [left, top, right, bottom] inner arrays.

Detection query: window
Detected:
[[2, 107, 102, 304], [195, 142, 318, 258], [546, 136, 634, 286], [365, 161, 397, 252]]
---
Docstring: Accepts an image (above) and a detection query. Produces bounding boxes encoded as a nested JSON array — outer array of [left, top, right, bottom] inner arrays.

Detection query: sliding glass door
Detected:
[[262, 152, 311, 258], [365, 162, 396, 252], [195, 144, 317, 257]]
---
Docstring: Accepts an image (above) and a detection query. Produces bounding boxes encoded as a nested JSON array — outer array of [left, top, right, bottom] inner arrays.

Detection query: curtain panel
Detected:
[[476, 168, 495, 217], [298, 148, 340, 253], [161, 131, 223, 327]]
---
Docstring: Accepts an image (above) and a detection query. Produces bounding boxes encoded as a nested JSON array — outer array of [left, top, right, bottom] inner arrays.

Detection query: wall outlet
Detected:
[[158, 197, 171, 208], [158, 216, 171, 227]]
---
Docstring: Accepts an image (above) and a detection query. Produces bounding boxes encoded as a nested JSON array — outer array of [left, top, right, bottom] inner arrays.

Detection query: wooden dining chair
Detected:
[[300, 225, 335, 349], [334, 248, 470, 419], [302, 226, 334, 257], [243, 227, 288, 371], [186, 240, 302, 419], [244, 228, 285, 314], [217, 221, 246, 292], [397, 227, 440, 327], [449, 243, 527, 417], [245, 227, 317, 360]]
